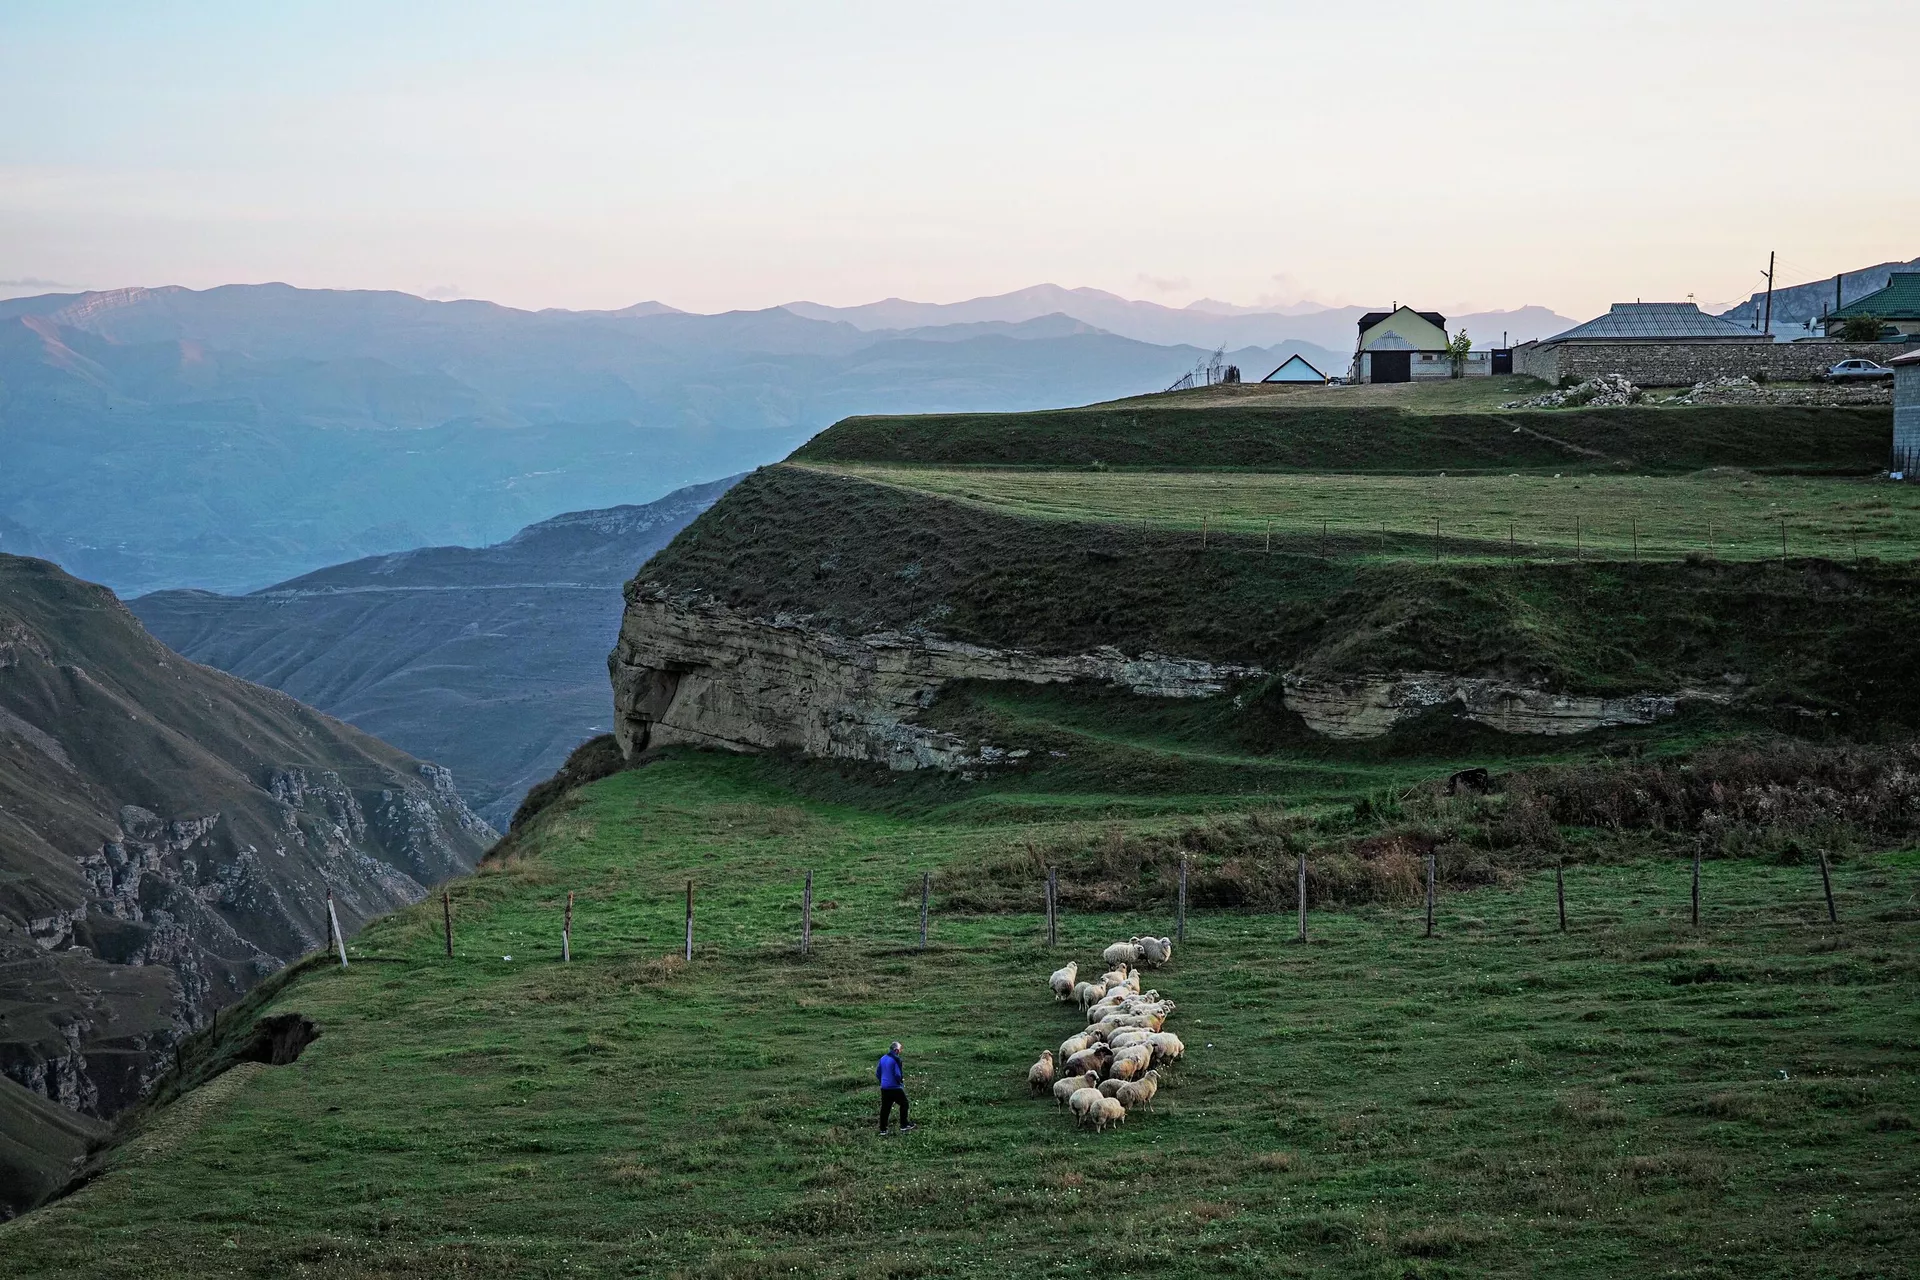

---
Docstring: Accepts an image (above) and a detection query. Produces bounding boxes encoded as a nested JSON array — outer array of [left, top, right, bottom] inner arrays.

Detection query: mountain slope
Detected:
[[0, 554, 494, 1216], [1718, 256, 1920, 335], [130, 478, 739, 826]]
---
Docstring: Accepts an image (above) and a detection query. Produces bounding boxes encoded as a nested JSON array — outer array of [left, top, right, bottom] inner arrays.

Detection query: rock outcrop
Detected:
[[1281, 673, 1731, 739], [610, 588, 1263, 770]]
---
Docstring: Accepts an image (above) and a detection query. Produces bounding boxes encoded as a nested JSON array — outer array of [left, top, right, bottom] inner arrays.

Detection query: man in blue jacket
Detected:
[[876, 1040, 914, 1135]]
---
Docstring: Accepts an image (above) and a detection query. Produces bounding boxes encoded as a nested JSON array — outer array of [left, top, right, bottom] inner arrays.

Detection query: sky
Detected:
[[1, 0, 1914, 319]]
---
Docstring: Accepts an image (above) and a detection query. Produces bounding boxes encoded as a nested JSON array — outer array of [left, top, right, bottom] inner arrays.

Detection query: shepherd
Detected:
[[876, 1040, 914, 1135]]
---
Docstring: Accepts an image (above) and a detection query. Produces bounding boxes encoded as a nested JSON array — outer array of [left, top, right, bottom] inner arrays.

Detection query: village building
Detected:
[[1351, 305, 1445, 384], [1894, 348, 1920, 478], [1349, 305, 1491, 383], [1822, 272, 1920, 340], [1262, 354, 1328, 384]]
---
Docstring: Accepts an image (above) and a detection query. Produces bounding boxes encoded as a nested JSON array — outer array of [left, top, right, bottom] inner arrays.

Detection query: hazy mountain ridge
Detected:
[[1, 285, 1350, 594], [131, 478, 740, 827], [0, 554, 495, 1214], [784, 283, 1576, 351]]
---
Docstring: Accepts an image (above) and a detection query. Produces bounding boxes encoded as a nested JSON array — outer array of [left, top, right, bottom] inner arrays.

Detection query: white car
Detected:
[[1823, 358, 1893, 382]]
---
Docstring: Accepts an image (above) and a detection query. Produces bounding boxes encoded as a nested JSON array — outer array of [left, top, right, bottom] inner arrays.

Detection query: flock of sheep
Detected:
[[1027, 935, 1185, 1133]]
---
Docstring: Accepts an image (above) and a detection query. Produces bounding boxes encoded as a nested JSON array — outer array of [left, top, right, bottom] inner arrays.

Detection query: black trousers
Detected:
[[878, 1087, 909, 1131]]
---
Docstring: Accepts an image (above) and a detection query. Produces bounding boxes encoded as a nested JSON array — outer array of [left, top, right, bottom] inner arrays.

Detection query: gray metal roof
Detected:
[[1544, 302, 1764, 343]]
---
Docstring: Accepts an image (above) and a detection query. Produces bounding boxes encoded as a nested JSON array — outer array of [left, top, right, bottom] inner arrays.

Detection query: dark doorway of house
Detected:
[[1370, 351, 1411, 383], [1490, 349, 1513, 375]]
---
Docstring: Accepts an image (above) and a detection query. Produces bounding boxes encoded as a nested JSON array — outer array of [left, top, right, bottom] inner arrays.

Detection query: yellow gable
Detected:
[[1359, 307, 1450, 352]]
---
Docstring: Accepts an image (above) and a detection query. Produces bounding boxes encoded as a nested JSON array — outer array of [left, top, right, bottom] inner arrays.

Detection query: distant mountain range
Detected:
[[131, 478, 739, 827], [783, 283, 1575, 353], [0, 283, 1381, 594], [0, 554, 493, 1214], [0, 283, 1579, 595]]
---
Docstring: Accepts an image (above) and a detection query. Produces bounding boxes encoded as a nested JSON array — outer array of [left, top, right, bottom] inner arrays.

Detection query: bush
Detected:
[[1838, 313, 1887, 343]]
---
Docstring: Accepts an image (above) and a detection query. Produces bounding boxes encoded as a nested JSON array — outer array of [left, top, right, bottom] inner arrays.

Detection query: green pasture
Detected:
[[6, 750, 1915, 1278], [812, 463, 1920, 562]]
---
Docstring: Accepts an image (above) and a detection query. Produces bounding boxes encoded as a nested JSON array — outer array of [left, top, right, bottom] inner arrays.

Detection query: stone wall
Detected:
[[1896, 362, 1920, 474], [1514, 339, 1919, 387]]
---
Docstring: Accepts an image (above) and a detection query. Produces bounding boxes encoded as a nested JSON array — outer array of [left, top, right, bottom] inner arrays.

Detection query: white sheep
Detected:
[[1102, 939, 1144, 967], [1072, 980, 1108, 1010], [1098, 964, 1131, 990], [1108, 1028, 1154, 1050], [1114, 1070, 1159, 1110], [1068, 1085, 1103, 1124], [1145, 1031, 1184, 1063], [1059, 1030, 1099, 1061], [1137, 936, 1174, 968], [1086, 1095, 1126, 1131], [1053, 1070, 1099, 1106], [1108, 1043, 1152, 1082], [1049, 961, 1079, 1002], [1027, 1050, 1054, 1095]]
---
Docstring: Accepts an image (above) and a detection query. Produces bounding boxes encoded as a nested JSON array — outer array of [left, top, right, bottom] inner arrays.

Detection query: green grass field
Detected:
[[809, 463, 1920, 563], [6, 749, 1915, 1278]]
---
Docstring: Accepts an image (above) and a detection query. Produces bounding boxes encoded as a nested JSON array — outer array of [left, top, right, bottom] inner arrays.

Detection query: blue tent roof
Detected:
[[1263, 354, 1328, 383]]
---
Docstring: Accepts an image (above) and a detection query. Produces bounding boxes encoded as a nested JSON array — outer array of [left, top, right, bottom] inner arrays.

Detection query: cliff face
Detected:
[[609, 589, 1724, 771], [611, 588, 1262, 769], [0, 554, 494, 1215]]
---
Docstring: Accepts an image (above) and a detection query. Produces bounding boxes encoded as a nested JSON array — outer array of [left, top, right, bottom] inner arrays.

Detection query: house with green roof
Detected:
[[1822, 272, 1920, 339]]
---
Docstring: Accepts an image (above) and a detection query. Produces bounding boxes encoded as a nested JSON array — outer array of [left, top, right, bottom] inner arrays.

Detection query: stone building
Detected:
[[1895, 348, 1920, 477], [1514, 300, 1915, 386]]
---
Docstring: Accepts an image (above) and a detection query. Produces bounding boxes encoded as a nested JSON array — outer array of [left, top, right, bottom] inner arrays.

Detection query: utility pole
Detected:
[[1762, 251, 1776, 337]]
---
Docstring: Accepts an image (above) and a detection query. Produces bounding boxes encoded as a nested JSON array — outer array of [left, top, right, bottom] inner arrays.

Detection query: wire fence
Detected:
[[1194, 513, 1918, 565]]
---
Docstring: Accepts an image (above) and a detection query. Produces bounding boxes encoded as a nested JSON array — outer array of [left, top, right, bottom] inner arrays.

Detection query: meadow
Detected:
[[809, 463, 1920, 563], [4, 749, 1915, 1278]]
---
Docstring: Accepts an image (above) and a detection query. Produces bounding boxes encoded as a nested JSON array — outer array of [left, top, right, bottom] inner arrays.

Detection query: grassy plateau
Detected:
[[805, 462, 1920, 563]]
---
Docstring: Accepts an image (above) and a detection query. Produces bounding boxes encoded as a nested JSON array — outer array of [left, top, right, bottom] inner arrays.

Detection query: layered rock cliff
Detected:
[[611, 587, 1263, 769], [0, 554, 495, 1215]]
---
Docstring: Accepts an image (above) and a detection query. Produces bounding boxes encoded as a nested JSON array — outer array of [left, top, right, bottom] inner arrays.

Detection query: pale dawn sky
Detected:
[[1, 0, 1913, 318]]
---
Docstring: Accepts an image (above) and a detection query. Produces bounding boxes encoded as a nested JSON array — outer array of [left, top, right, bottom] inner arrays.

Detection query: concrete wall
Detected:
[[1897, 363, 1920, 475], [1514, 339, 1920, 387]]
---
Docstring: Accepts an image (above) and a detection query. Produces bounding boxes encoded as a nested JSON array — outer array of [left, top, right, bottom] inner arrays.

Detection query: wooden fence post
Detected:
[[1817, 851, 1838, 924], [1556, 863, 1567, 932], [801, 869, 813, 956], [327, 893, 348, 969], [684, 881, 694, 962], [1176, 853, 1188, 943], [1296, 853, 1307, 943], [919, 871, 931, 950], [1046, 867, 1058, 947], [1691, 850, 1701, 928], [1424, 852, 1435, 938], [563, 890, 573, 963], [442, 889, 453, 958]]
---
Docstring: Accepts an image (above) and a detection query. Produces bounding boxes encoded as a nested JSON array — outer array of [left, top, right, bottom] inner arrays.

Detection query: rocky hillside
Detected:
[[131, 477, 738, 827], [0, 554, 494, 1215]]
